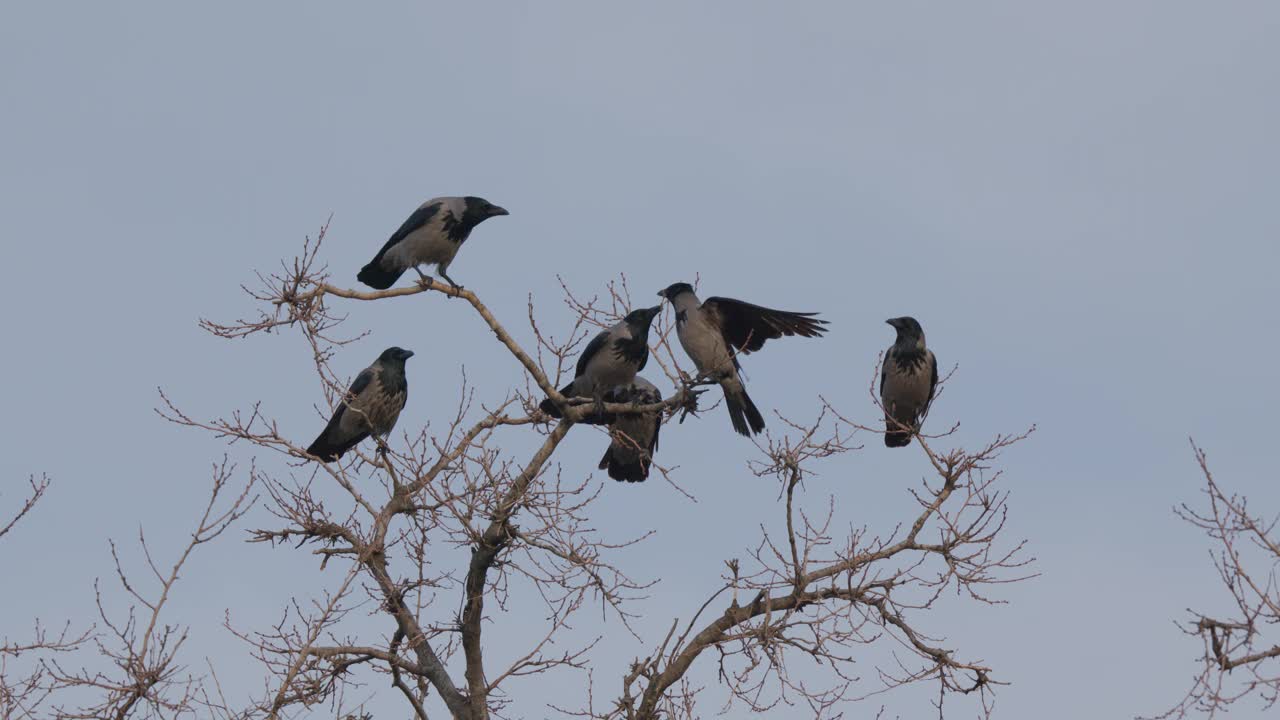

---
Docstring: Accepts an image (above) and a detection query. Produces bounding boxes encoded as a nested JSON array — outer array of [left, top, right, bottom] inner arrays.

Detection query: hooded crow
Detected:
[[657, 282, 827, 436], [306, 347, 414, 461], [539, 306, 662, 419], [357, 196, 508, 290], [596, 377, 663, 482], [880, 317, 937, 448]]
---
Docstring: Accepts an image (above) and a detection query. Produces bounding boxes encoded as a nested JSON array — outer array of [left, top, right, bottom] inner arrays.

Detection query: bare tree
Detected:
[[1147, 441, 1280, 719], [7, 222, 1034, 719]]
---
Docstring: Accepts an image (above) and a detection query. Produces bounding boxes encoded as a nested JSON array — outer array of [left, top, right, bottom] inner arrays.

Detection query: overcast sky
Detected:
[[3, 2, 1279, 718]]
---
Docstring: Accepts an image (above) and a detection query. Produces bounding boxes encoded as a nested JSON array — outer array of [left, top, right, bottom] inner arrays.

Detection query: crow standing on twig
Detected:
[[880, 317, 937, 448], [596, 377, 664, 483], [539, 306, 662, 419], [306, 347, 414, 461], [357, 196, 508, 290], [657, 282, 828, 436]]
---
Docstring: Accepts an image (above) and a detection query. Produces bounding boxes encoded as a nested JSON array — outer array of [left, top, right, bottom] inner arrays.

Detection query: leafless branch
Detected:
[[1146, 440, 1280, 719], [37, 460, 254, 720]]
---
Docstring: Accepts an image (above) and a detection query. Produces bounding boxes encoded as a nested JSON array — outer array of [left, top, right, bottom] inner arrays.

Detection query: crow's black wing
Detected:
[[307, 367, 376, 459], [370, 201, 442, 261], [323, 367, 375, 431], [646, 393, 662, 456], [921, 351, 940, 421], [929, 352, 938, 402], [575, 329, 610, 378], [347, 367, 375, 397], [702, 297, 828, 354]]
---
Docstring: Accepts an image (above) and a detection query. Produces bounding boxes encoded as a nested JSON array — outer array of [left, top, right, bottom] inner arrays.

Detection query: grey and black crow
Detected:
[[880, 317, 937, 448], [357, 196, 508, 290], [657, 282, 827, 436], [596, 377, 663, 483], [306, 347, 414, 461], [539, 306, 662, 419]]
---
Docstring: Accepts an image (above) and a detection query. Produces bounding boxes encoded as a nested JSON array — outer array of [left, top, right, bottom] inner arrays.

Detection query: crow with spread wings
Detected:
[[658, 282, 828, 436]]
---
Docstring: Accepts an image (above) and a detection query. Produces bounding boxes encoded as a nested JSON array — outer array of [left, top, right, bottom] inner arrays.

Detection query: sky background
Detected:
[[3, 1, 1279, 718]]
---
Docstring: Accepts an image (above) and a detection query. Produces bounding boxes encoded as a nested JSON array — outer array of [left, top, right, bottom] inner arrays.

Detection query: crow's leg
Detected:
[[592, 390, 608, 421], [437, 263, 463, 294], [677, 386, 708, 424]]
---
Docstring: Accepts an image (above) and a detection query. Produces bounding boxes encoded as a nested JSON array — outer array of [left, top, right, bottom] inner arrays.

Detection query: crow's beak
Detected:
[[885, 318, 899, 329], [488, 205, 509, 217], [402, 350, 416, 359], [656, 288, 667, 299], [647, 305, 662, 317]]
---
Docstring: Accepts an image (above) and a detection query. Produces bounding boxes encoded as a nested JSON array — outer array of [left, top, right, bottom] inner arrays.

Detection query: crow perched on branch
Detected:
[[880, 317, 937, 448], [357, 196, 508, 290], [657, 282, 828, 436], [596, 377, 663, 483], [539, 306, 662, 419], [306, 347, 414, 461]]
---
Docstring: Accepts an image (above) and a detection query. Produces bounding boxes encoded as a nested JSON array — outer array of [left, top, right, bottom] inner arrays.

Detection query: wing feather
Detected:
[[922, 350, 939, 420], [369, 201, 442, 264], [575, 330, 610, 379], [702, 297, 828, 354]]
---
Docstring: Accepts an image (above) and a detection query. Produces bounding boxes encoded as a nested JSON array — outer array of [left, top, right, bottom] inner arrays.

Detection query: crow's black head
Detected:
[[379, 347, 416, 364], [657, 282, 694, 300], [624, 306, 662, 332], [463, 196, 509, 222], [886, 317, 925, 345]]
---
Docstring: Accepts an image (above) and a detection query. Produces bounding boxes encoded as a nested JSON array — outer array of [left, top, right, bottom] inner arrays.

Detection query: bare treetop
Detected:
[[6, 222, 1034, 720]]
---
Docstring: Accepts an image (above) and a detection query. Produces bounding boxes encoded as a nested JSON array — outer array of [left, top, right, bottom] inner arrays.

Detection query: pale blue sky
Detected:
[[3, 2, 1279, 718]]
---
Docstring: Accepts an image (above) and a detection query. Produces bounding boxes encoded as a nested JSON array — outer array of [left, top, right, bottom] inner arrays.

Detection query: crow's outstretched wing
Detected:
[[702, 297, 828, 354]]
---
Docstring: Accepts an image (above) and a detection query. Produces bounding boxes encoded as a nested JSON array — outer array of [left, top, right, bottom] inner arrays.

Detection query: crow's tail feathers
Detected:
[[884, 431, 913, 448], [306, 430, 367, 462], [883, 414, 915, 448], [724, 382, 766, 437], [598, 445, 649, 482], [539, 382, 576, 418], [357, 260, 404, 290]]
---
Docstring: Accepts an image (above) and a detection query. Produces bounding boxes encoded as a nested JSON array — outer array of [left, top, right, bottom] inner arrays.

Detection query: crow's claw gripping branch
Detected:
[[677, 386, 708, 424]]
